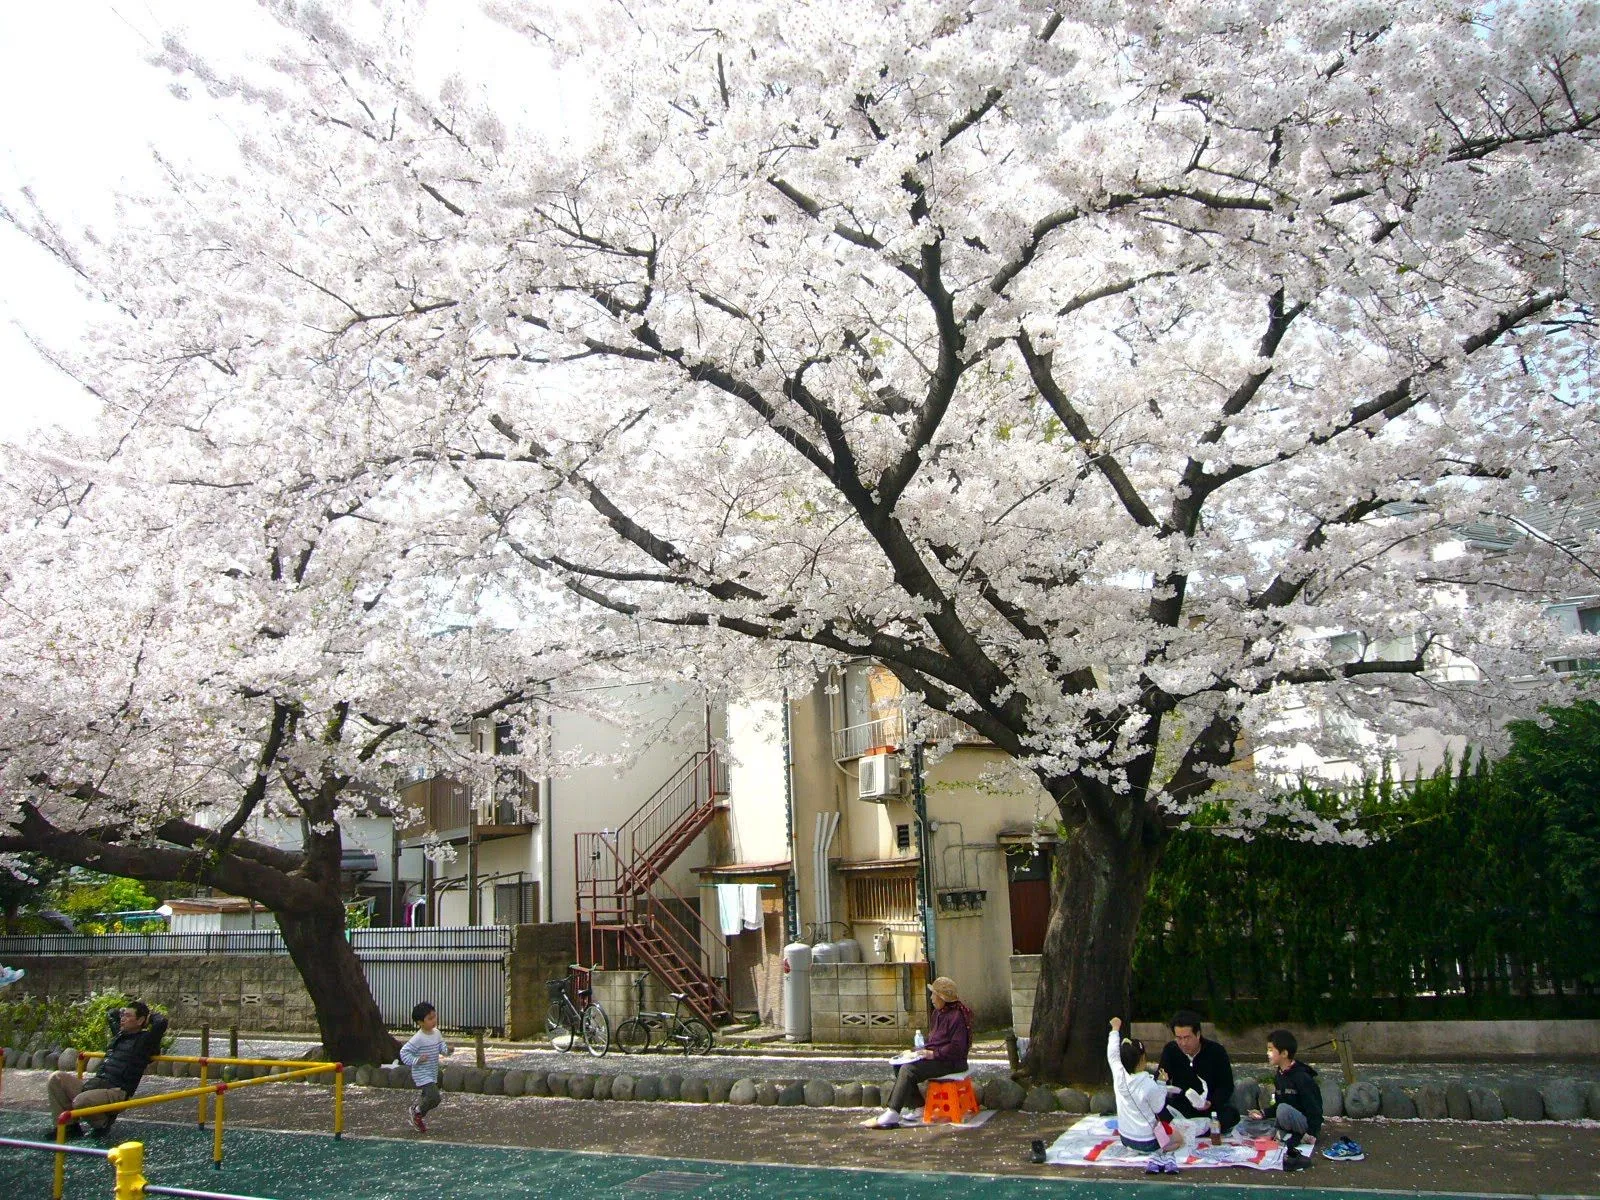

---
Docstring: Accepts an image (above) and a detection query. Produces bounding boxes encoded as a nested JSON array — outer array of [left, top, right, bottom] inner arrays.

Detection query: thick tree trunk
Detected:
[[277, 897, 399, 1065], [1023, 818, 1163, 1085]]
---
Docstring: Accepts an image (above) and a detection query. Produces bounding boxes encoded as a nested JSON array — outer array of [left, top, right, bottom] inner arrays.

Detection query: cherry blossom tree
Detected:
[[0, 428, 586, 1063], [5, 0, 1599, 1080]]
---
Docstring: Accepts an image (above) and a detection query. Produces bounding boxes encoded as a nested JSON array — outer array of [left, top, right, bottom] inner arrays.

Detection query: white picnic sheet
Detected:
[[1045, 1115, 1314, 1171]]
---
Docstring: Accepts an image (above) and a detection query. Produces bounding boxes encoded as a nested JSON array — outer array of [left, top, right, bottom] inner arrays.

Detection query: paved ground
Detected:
[[2, 1069, 1597, 1198]]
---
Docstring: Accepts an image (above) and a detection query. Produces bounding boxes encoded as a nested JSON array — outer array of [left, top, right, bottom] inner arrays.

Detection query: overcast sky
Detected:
[[0, 1, 574, 441]]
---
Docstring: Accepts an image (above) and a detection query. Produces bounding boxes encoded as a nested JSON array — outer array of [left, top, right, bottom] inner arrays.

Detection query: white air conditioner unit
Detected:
[[858, 752, 901, 802]]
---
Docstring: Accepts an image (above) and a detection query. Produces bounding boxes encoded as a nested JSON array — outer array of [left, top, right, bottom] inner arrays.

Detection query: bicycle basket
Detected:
[[546, 978, 570, 1002]]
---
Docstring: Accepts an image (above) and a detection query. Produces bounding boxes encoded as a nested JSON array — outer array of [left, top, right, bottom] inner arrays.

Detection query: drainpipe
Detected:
[[541, 708, 554, 922], [389, 818, 400, 927], [782, 690, 799, 944], [911, 742, 936, 979]]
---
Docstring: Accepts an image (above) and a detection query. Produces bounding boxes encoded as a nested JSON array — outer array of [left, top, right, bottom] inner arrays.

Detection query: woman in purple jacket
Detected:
[[871, 976, 973, 1127]]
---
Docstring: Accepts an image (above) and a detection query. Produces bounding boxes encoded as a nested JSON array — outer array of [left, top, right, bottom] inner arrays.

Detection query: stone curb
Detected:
[[4, 1052, 1596, 1121]]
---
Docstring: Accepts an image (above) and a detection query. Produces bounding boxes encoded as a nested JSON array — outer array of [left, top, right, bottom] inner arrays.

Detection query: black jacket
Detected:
[[1157, 1037, 1236, 1118], [1266, 1059, 1323, 1134], [89, 1009, 168, 1096]]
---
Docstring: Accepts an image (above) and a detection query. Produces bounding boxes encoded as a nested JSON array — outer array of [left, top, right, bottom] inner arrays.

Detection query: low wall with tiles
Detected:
[[4, 955, 318, 1034], [809, 961, 929, 1046], [1010, 954, 1040, 1037]]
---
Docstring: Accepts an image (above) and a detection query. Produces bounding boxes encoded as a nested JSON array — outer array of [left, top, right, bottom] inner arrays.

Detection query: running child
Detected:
[[399, 1001, 452, 1132]]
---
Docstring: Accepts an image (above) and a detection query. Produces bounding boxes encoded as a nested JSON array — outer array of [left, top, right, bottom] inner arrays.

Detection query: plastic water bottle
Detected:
[[914, 1030, 925, 1050], [1209, 1114, 1222, 1142]]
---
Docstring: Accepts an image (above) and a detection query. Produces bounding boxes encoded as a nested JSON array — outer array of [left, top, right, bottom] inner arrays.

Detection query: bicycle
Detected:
[[544, 967, 610, 1056], [614, 974, 714, 1056]]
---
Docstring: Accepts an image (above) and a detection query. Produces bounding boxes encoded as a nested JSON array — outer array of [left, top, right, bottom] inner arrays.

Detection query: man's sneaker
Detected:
[[871, 1108, 901, 1128], [1323, 1138, 1365, 1162], [1282, 1146, 1313, 1171], [409, 1106, 427, 1133], [56, 1122, 84, 1141]]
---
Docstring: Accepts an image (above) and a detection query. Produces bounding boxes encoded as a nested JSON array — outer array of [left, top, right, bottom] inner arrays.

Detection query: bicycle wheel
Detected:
[[615, 1017, 652, 1055], [679, 1017, 714, 1056], [581, 1003, 610, 1056], [546, 1001, 574, 1052]]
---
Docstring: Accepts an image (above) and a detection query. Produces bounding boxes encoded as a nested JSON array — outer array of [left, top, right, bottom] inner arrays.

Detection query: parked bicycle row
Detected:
[[544, 968, 714, 1058]]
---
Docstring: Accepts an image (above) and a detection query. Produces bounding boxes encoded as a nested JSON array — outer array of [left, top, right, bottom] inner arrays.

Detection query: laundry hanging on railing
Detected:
[[716, 884, 762, 935]]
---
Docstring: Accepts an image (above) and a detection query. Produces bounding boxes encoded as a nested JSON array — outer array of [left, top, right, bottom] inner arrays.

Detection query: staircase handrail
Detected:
[[634, 869, 732, 991], [618, 750, 727, 879], [631, 891, 732, 1019]]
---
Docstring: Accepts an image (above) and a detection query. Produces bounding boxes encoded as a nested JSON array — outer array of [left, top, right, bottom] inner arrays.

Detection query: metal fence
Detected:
[[354, 926, 510, 1031], [0, 926, 512, 1032]]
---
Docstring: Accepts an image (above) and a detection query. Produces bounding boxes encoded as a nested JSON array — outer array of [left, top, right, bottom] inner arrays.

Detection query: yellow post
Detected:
[[107, 1141, 146, 1200], [52, 1118, 67, 1200], [198, 1060, 210, 1126], [212, 1086, 226, 1169], [333, 1065, 345, 1139]]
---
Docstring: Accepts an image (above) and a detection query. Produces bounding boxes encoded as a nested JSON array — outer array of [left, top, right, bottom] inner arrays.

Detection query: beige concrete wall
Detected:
[[722, 698, 790, 865], [777, 677, 1057, 1029], [923, 747, 1050, 1026], [808, 961, 930, 1046], [547, 682, 714, 924]]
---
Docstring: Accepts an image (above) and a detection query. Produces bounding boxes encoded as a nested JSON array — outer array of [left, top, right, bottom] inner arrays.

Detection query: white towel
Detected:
[[716, 884, 744, 936], [740, 883, 762, 930]]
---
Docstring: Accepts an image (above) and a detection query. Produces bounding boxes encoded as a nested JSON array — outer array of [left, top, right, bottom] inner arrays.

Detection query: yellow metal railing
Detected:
[[26, 1052, 347, 1199], [0, 1134, 274, 1199]]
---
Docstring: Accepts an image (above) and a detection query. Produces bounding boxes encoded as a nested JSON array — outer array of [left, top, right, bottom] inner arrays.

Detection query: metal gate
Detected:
[[353, 926, 510, 1032]]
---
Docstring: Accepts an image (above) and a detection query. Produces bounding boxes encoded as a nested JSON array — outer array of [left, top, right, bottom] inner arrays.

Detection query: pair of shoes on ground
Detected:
[[1144, 1156, 1180, 1175], [1322, 1136, 1365, 1162], [408, 1106, 427, 1133]]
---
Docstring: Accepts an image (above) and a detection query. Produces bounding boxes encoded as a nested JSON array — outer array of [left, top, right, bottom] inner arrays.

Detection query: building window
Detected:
[[494, 881, 537, 925], [1581, 607, 1600, 634], [847, 872, 917, 924]]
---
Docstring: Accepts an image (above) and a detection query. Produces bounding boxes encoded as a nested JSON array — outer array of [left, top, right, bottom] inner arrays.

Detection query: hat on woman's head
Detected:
[[928, 976, 960, 1002]]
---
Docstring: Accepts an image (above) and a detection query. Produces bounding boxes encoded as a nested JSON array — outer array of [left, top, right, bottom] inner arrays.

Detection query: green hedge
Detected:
[[1132, 702, 1600, 1028]]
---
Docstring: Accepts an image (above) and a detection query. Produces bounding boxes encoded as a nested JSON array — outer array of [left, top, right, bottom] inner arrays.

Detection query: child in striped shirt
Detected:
[[400, 1001, 452, 1132]]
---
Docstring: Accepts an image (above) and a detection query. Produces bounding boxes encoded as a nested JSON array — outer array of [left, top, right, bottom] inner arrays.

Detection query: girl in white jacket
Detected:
[[1108, 1017, 1184, 1173]]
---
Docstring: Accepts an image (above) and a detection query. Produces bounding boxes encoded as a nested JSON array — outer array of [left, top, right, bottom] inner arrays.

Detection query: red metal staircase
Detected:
[[574, 751, 734, 1025]]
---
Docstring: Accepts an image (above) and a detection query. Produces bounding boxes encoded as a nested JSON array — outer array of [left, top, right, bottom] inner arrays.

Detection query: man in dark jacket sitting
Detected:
[[47, 1000, 168, 1137], [1156, 1009, 1240, 1133]]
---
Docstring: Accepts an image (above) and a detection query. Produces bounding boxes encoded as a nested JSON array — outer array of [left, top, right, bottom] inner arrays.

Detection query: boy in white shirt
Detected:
[[1108, 1017, 1185, 1174], [399, 1001, 451, 1132]]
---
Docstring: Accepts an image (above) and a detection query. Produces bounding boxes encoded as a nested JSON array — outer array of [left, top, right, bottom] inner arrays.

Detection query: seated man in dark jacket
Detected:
[[1156, 1009, 1240, 1133], [47, 1000, 169, 1137]]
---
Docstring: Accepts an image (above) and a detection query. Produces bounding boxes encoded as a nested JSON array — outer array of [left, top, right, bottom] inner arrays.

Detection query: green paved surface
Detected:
[[0, 1112, 1520, 1200]]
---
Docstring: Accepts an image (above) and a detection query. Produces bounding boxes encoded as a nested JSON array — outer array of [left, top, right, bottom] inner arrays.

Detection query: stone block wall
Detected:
[[809, 961, 929, 1045], [504, 922, 579, 1040], [1010, 954, 1040, 1036], [5, 955, 318, 1035]]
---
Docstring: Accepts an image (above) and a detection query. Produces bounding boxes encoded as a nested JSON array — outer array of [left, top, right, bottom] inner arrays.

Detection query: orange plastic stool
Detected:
[[923, 1072, 980, 1124]]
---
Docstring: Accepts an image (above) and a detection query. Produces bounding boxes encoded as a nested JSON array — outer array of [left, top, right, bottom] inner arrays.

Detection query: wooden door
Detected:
[[1008, 879, 1050, 954]]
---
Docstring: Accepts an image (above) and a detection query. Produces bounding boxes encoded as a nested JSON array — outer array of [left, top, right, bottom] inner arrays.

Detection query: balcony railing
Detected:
[[830, 710, 990, 761], [396, 769, 539, 843]]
